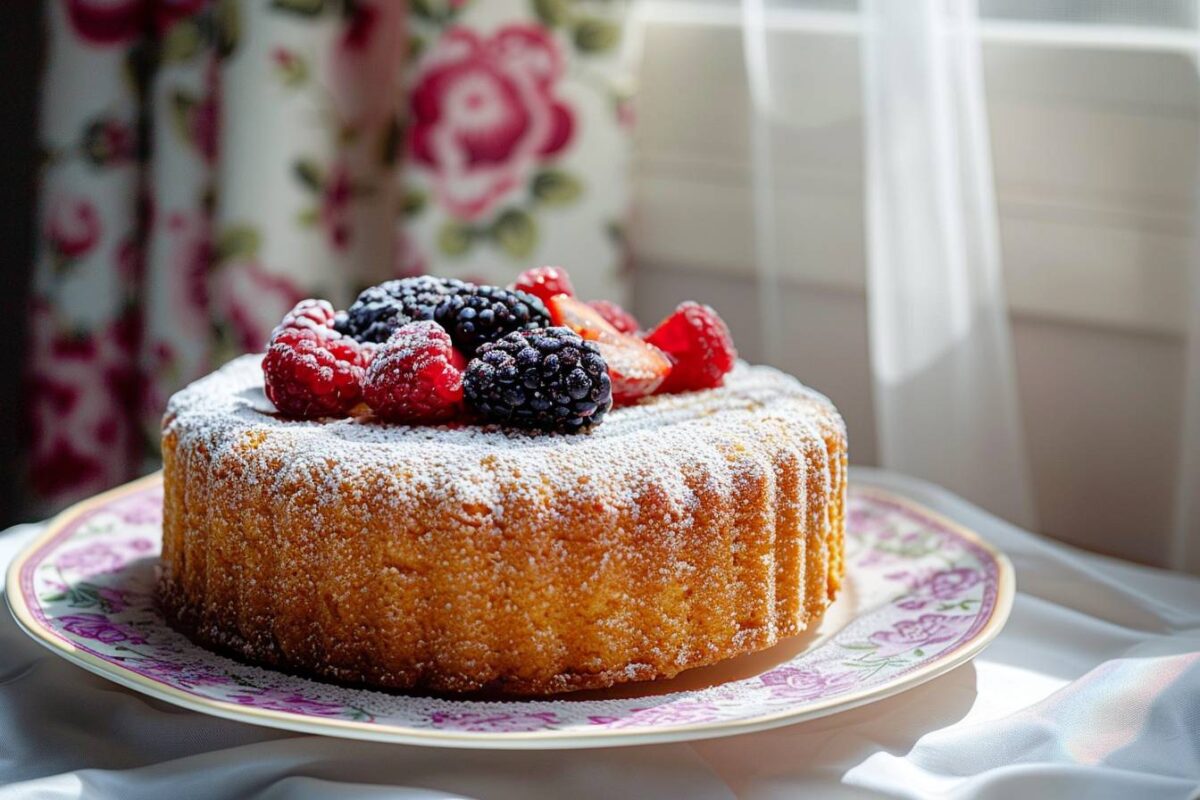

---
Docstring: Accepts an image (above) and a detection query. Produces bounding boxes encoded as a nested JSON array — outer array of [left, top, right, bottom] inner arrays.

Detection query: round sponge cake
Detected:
[[158, 354, 847, 695]]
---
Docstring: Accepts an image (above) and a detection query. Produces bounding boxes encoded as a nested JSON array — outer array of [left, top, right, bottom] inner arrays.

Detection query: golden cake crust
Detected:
[[158, 355, 847, 695]]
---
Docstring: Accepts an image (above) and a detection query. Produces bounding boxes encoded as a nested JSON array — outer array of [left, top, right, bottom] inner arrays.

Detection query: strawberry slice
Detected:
[[548, 295, 671, 403], [546, 293, 616, 339], [593, 336, 672, 404]]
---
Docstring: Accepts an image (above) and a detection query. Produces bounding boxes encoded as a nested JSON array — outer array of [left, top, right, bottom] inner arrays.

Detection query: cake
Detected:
[[157, 271, 847, 695]]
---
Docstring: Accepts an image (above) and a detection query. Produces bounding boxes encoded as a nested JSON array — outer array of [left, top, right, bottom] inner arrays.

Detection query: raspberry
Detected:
[[263, 326, 369, 418], [434, 284, 551, 356], [363, 321, 467, 424], [644, 302, 737, 393], [464, 327, 611, 433], [510, 265, 575, 307], [272, 298, 338, 337], [588, 299, 640, 335]]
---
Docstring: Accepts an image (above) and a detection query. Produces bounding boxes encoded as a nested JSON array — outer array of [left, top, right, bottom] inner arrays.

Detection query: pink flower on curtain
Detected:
[[327, 0, 406, 133], [409, 24, 574, 220], [64, 0, 148, 46], [46, 198, 102, 260], [164, 211, 212, 342], [192, 86, 220, 165], [320, 161, 353, 251], [27, 298, 144, 504]]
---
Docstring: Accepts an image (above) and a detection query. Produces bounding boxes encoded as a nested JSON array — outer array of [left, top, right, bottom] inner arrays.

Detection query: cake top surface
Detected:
[[164, 355, 844, 511], [169, 354, 836, 449]]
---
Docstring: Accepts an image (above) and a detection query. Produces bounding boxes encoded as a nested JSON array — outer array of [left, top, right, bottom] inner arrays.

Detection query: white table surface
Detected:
[[1, 467, 1198, 800]]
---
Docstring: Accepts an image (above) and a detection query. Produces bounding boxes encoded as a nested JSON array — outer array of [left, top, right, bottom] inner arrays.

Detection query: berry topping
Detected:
[[546, 295, 671, 404], [363, 321, 467, 424], [510, 265, 576, 307], [594, 336, 672, 405], [336, 276, 471, 343], [464, 327, 612, 433], [273, 298, 338, 337], [263, 326, 369, 419], [644, 301, 737, 393], [588, 299, 640, 335], [545, 293, 617, 340], [434, 284, 551, 357]]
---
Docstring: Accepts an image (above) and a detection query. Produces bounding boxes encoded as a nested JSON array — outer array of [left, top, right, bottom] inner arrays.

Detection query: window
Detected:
[[632, 0, 1198, 336]]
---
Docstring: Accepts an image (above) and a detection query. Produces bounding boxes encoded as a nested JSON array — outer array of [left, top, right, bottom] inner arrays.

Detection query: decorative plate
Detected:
[[6, 474, 1012, 749]]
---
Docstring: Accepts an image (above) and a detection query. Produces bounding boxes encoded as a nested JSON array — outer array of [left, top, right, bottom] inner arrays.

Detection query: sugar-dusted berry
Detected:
[[363, 321, 467, 424], [510, 265, 576, 307], [263, 326, 369, 419], [434, 284, 551, 356], [644, 301, 737, 393], [464, 327, 611, 433], [272, 298, 338, 338]]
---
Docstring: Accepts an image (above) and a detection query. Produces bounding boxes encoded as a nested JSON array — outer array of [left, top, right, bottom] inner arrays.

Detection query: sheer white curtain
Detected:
[[743, 0, 1036, 529], [859, 0, 1035, 529], [1178, 124, 1200, 572]]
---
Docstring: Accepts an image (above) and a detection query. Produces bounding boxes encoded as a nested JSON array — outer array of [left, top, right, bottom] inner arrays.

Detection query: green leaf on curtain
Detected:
[[169, 91, 199, 148], [411, 0, 438, 21], [292, 158, 325, 192], [216, 0, 242, 58], [380, 116, 403, 167], [532, 0, 572, 27], [437, 221, 474, 257], [216, 225, 262, 263], [296, 207, 319, 227], [408, 34, 427, 60], [161, 20, 202, 63], [572, 17, 620, 53], [490, 209, 537, 259], [270, 0, 327, 16], [531, 168, 583, 206], [402, 190, 428, 218]]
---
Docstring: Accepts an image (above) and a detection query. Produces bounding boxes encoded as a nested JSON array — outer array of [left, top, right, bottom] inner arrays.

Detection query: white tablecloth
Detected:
[[1, 468, 1198, 799]]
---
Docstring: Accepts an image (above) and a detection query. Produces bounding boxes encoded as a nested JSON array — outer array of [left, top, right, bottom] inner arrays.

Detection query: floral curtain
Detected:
[[26, 0, 634, 516]]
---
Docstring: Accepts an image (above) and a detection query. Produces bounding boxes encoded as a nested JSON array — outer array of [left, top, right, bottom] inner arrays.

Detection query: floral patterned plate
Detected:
[[6, 473, 1012, 749]]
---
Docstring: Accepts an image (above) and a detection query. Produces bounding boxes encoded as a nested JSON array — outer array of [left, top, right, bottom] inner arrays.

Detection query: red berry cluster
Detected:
[[264, 300, 466, 423], [262, 267, 738, 425], [513, 267, 737, 403]]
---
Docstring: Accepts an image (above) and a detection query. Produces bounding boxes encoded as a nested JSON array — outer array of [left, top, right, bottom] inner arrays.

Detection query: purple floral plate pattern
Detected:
[[6, 474, 1013, 749]]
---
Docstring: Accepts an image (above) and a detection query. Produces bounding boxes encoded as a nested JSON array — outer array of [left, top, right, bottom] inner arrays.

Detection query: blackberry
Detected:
[[464, 327, 612, 433], [433, 284, 551, 356], [336, 276, 471, 343]]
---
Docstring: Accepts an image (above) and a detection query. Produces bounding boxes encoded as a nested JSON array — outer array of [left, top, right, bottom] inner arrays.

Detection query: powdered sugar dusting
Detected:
[[165, 354, 841, 512]]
